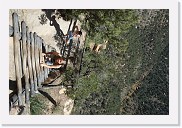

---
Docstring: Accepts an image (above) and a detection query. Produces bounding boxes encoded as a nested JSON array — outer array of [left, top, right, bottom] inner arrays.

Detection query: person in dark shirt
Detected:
[[64, 25, 82, 46], [40, 51, 65, 69]]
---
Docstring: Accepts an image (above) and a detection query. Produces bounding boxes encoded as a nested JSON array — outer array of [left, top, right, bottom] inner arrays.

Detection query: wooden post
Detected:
[[65, 39, 73, 69], [34, 33, 41, 89], [47, 45, 51, 74], [71, 20, 77, 32], [39, 38, 44, 83], [67, 19, 73, 34], [48, 45, 52, 73], [12, 13, 23, 105], [42, 43, 48, 80], [9, 25, 13, 37], [38, 36, 42, 87], [44, 45, 48, 79], [26, 27, 35, 96], [37, 36, 42, 87], [62, 40, 66, 57], [31, 32, 38, 93], [9, 25, 21, 39], [21, 21, 30, 103]]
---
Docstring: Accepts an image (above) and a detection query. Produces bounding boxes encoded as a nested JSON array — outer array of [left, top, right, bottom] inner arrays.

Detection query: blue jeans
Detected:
[[45, 59, 53, 66]]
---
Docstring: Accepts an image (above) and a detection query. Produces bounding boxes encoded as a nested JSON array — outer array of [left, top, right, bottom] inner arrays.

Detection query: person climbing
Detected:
[[40, 51, 66, 69], [64, 25, 82, 47]]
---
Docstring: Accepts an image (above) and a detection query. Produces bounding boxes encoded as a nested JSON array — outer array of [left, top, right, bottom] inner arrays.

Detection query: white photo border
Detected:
[[0, 0, 179, 125]]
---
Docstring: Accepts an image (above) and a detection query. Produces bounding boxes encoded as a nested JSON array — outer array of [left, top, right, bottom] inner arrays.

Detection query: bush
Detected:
[[30, 96, 46, 115]]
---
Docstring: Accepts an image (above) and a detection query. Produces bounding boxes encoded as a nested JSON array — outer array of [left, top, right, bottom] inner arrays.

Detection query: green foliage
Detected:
[[30, 95, 46, 115], [75, 72, 100, 99], [50, 9, 169, 115], [66, 10, 137, 114], [63, 67, 74, 82], [134, 45, 169, 115], [47, 9, 138, 45], [119, 10, 169, 114], [83, 10, 138, 47]]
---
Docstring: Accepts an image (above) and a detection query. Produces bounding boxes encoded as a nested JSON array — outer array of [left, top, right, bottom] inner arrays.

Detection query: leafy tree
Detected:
[[30, 96, 46, 115]]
